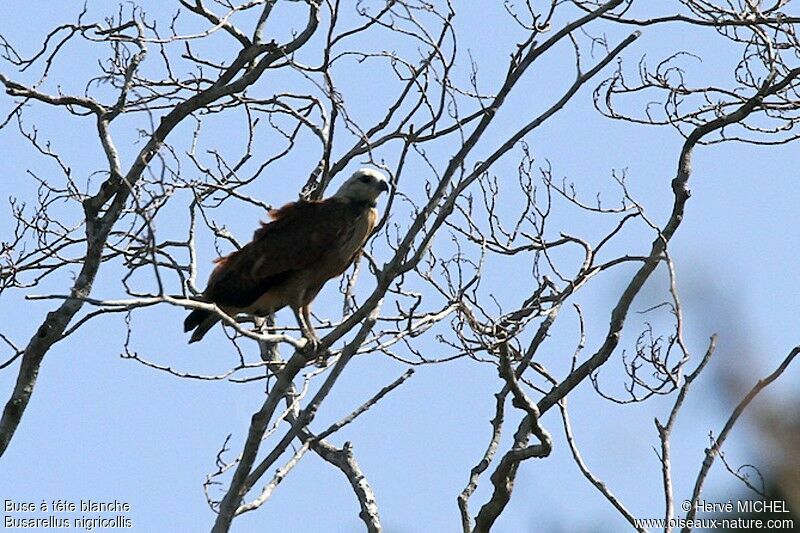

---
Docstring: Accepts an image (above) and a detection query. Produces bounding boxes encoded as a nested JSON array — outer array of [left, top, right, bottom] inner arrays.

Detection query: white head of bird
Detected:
[[333, 168, 390, 206]]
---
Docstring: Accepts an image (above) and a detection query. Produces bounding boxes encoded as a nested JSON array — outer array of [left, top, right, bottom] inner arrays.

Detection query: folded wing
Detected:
[[204, 200, 347, 310]]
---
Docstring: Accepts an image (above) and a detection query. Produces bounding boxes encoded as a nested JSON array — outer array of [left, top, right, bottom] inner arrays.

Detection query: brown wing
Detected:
[[203, 199, 354, 308]]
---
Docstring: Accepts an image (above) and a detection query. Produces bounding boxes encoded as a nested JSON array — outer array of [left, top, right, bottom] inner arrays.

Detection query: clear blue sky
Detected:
[[1, 2, 798, 532]]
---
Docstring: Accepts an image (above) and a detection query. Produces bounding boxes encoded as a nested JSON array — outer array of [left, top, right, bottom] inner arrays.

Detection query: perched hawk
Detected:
[[184, 168, 389, 344]]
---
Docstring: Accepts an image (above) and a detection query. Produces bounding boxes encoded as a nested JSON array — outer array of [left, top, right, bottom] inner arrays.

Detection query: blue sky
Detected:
[[1, 1, 798, 532]]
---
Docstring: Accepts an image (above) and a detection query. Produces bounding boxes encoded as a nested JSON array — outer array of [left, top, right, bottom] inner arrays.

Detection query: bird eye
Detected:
[[359, 175, 371, 183]]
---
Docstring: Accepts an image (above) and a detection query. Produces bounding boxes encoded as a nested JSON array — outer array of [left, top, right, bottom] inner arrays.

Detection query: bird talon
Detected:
[[298, 337, 331, 367], [314, 349, 332, 368], [300, 336, 320, 357]]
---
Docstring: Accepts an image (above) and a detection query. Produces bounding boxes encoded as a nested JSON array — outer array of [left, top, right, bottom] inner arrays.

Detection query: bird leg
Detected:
[[293, 305, 320, 354], [292, 305, 332, 366]]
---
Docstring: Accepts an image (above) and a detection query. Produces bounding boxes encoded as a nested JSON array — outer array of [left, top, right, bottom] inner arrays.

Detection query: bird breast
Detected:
[[314, 205, 377, 280]]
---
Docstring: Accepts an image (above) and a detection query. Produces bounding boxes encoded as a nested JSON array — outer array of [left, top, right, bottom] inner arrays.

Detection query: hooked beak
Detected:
[[378, 180, 389, 193]]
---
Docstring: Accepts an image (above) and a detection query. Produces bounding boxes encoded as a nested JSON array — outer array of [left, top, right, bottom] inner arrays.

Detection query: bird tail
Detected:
[[184, 309, 220, 344]]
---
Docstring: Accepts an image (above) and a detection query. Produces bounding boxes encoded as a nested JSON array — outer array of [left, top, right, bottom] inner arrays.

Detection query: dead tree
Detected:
[[1, 1, 797, 531]]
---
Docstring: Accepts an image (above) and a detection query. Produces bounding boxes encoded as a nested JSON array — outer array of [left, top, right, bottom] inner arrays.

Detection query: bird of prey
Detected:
[[184, 168, 389, 345]]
